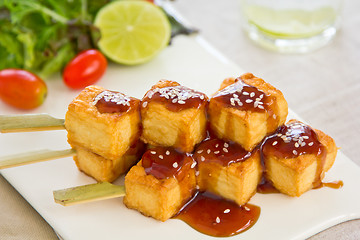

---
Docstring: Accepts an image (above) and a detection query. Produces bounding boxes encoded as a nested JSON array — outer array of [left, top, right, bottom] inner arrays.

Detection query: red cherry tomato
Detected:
[[63, 49, 107, 89], [0, 69, 47, 110]]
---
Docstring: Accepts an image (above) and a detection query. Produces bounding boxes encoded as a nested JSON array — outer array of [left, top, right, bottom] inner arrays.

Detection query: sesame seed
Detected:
[[224, 143, 229, 148], [250, 92, 255, 97], [197, 149, 203, 154], [277, 133, 282, 137], [216, 217, 220, 223], [233, 94, 238, 98], [301, 142, 306, 147], [214, 151, 220, 154], [200, 156, 205, 161], [195, 171, 200, 176], [238, 101, 243, 106], [165, 150, 170, 155], [272, 141, 278, 146], [93, 91, 131, 106], [207, 149, 211, 154], [142, 101, 148, 108], [224, 209, 230, 213], [258, 105, 264, 109], [200, 95, 204, 100], [223, 148, 228, 153], [254, 101, 259, 108], [172, 99, 177, 103], [273, 114, 276, 119], [215, 144, 219, 148], [259, 94, 264, 99], [242, 91, 249, 95], [244, 206, 250, 211], [191, 162, 197, 168], [172, 162, 178, 168], [196, 185, 200, 189], [308, 142, 314, 146], [293, 150, 298, 155], [159, 155, 164, 159], [303, 136, 309, 139], [295, 142, 299, 148], [231, 102, 236, 107], [255, 97, 261, 102], [178, 100, 186, 104], [245, 99, 253, 103], [150, 151, 156, 155]]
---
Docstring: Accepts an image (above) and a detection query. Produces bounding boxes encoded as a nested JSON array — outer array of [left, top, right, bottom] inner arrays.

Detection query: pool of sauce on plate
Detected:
[[93, 90, 139, 114], [142, 83, 208, 112], [175, 191, 260, 237]]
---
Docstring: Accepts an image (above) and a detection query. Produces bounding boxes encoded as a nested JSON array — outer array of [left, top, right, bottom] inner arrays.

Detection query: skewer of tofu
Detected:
[[0, 86, 145, 183], [0, 74, 340, 228]]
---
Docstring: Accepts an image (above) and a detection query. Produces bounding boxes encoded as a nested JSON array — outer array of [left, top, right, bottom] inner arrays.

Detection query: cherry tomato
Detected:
[[63, 49, 107, 89], [0, 69, 47, 110]]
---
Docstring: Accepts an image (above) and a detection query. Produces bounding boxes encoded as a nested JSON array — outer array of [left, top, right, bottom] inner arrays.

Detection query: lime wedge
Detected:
[[94, 1, 171, 65]]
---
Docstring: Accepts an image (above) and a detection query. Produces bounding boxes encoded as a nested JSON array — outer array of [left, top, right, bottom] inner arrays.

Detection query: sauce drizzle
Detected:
[[175, 191, 260, 237], [194, 138, 252, 166], [93, 90, 138, 114], [142, 85, 207, 111], [142, 147, 196, 180]]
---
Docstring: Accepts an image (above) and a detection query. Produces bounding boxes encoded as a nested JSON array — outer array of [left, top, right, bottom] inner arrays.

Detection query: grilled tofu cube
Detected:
[[140, 80, 208, 153], [262, 120, 337, 197], [208, 73, 288, 151], [65, 85, 141, 160], [124, 147, 197, 221], [73, 141, 145, 182], [194, 138, 262, 205]]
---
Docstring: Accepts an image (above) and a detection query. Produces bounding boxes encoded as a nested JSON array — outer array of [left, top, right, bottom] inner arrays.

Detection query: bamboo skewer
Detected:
[[0, 114, 65, 133], [0, 113, 125, 206], [0, 149, 76, 169], [53, 182, 125, 206]]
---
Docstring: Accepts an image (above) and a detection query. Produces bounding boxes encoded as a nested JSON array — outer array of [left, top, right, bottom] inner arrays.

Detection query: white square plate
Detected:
[[1, 33, 360, 240]]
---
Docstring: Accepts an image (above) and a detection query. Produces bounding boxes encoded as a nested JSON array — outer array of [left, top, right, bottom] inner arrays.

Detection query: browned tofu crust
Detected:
[[262, 120, 337, 196], [65, 85, 141, 160], [124, 148, 197, 221], [140, 80, 208, 153], [208, 73, 288, 151]]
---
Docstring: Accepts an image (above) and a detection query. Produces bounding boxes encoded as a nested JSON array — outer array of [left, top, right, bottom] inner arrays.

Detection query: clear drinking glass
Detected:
[[240, 0, 343, 53]]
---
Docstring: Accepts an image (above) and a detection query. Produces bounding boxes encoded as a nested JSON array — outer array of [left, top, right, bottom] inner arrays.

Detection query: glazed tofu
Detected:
[[65, 86, 141, 160], [262, 120, 337, 197], [194, 138, 262, 206], [73, 141, 145, 182], [124, 147, 197, 221], [208, 73, 288, 151], [140, 80, 208, 153]]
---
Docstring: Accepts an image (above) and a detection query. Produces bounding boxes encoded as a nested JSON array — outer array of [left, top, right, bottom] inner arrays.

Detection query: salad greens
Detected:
[[0, 0, 108, 78], [0, 0, 196, 79]]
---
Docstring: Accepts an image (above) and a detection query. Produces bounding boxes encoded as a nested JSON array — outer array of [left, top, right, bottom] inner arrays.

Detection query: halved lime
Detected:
[[94, 1, 171, 65]]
